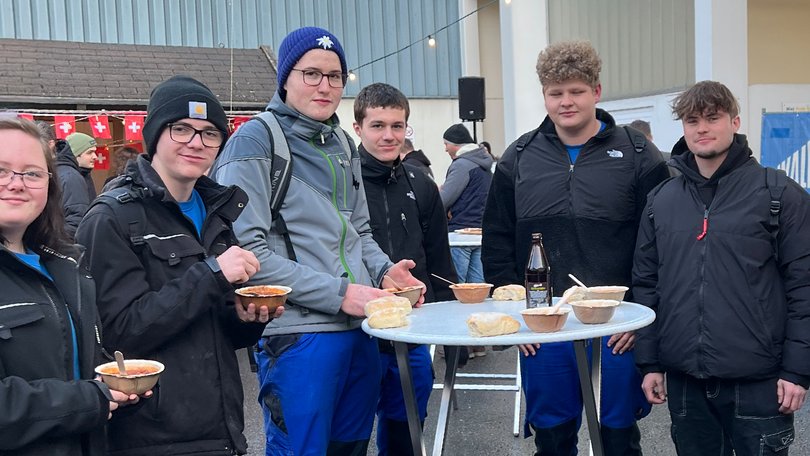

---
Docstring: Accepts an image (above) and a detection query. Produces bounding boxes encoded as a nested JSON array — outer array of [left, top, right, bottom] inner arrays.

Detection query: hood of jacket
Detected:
[[404, 149, 432, 167], [359, 144, 402, 184], [670, 133, 754, 186], [455, 145, 493, 171], [55, 139, 81, 171]]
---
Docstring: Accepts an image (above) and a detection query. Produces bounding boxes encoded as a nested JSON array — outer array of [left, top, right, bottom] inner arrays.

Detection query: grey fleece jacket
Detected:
[[210, 94, 393, 335], [440, 144, 493, 208]]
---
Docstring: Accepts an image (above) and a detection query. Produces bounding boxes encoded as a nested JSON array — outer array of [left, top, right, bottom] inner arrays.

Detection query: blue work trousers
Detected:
[[256, 329, 381, 456]]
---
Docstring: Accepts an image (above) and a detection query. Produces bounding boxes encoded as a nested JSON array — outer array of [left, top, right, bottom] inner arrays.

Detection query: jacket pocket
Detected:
[[142, 233, 206, 266], [0, 303, 45, 340]]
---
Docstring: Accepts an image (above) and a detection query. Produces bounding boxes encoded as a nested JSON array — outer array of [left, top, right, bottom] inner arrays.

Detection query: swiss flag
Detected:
[[230, 116, 251, 133], [17, 113, 34, 121], [89, 115, 112, 139], [124, 115, 144, 141], [54, 116, 76, 139], [94, 146, 110, 170]]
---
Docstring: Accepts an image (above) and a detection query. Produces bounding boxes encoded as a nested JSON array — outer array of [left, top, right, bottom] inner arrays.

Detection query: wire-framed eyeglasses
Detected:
[[0, 167, 51, 189], [167, 123, 225, 148], [290, 68, 348, 88]]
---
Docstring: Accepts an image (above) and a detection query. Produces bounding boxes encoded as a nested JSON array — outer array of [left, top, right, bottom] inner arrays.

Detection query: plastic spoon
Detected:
[[114, 350, 129, 376], [384, 275, 404, 291], [430, 273, 458, 287], [568, 273, 588, 288]]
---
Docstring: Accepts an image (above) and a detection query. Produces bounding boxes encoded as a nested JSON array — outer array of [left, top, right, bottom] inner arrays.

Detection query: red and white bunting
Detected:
[[89, 115, 112, 139], [230, 116, 251, 133], [53, 115, 76, 139], [124, 115, 145, 141], [94, 146, 110, 170], [17, 113, 34, 121]]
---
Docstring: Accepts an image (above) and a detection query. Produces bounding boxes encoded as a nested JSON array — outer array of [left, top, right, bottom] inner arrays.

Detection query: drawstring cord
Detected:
[[696, 209, 709, 240]]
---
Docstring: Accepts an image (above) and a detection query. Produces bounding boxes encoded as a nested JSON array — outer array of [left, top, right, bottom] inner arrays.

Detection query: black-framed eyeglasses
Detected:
[[0, 167, 51, 189], [167, 123, 225, 148], [290, 68, 348, 88]]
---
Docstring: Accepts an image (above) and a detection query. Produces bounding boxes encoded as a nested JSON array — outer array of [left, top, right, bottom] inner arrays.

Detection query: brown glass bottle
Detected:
[[525, 232, 552, 308]]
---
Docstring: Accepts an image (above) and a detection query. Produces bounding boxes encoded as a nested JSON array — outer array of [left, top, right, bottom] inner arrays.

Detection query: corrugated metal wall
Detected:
[[0, 0, 462, 97], [548, 0, 695, 100]]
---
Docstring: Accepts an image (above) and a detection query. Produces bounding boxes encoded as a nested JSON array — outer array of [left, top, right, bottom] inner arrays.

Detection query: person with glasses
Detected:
[[0, 116, 144, 455], [210, 27, 424, 456], [55, 132, 99, 239], [76, 75, 281, 456]]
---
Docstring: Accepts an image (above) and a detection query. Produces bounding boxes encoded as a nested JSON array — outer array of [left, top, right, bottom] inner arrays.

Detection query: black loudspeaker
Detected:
[[458, 77, 485, 121]]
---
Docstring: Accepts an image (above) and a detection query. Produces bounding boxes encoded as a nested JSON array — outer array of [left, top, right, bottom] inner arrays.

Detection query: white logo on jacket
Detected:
[[606, 149, 624, 158]]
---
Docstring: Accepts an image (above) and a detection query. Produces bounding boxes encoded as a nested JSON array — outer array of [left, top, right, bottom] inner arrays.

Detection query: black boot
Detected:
[[601, 424, 643, 456], [530, 419, 579, 456], [326, 439, 369, 456], [379, 418, 423, 456]]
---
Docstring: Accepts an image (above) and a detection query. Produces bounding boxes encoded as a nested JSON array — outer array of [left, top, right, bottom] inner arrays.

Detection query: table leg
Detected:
[[394, 342, 427, 456], [433, 345, 460, 456], [574, 339, 604, 456]]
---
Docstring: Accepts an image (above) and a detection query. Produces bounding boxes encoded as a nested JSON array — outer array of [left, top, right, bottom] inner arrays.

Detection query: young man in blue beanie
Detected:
[[77, 75, 279, 456], [211, 28, 425, 455]]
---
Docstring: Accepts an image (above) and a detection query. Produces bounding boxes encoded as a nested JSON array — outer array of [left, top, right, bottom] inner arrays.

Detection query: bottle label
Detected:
[[526, 283, 549, 308]]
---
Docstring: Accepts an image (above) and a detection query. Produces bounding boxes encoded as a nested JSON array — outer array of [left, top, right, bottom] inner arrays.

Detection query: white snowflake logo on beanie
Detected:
[[316, 35, 334, 49]]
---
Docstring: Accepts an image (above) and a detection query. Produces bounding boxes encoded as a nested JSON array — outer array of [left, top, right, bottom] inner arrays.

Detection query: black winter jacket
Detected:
[[632, 134, 810, 387], [0, 244, 112, 456], [401, 149, 434, 179], [360, 146, 457, 303], [75, 156, 265, 456], [441, 146, 493, 231], [55, 140, 96, 239], [482, 109, 670, 295]]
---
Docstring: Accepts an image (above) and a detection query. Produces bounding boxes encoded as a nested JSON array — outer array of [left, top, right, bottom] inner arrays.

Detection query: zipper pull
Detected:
[[696, 209, 709, 240], [320, 133, 325, 144], [401, 213, 408, 233], [569, 164, 574, 172]]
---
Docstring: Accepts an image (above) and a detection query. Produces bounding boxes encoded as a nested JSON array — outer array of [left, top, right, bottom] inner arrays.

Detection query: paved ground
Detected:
[[238, 346, 810, 455]]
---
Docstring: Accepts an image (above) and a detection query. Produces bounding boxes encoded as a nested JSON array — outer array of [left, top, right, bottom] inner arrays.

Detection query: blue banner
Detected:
[[761, 113, 810, 193]]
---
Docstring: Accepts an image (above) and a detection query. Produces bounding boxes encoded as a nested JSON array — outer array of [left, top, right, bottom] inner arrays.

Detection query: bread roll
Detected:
[[492, 284, 526, 301], [367, 307, 409, 329], [466, 312, 520, 337], [364, 296, 412, 317], [561, 286, 588, 303]]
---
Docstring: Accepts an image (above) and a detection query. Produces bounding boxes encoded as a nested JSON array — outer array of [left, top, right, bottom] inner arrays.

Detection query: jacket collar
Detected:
[[359, 144, 401, 183], [267, 92, 343, 144], [118, 155, 246, 222], [538, 108, 617, 142]]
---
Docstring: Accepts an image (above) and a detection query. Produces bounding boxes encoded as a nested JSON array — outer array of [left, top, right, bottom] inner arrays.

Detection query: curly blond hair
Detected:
[[536, 41, 602, 89]]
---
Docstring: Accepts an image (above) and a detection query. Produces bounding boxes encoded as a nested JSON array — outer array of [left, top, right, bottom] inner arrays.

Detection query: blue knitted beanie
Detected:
[[276, 27, 347, 99]]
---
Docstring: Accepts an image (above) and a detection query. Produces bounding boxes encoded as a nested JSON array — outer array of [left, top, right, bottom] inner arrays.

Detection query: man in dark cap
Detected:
[[77, 75, 278, 456], [440, 123, 492, 285], [210, 27, 424, 455]]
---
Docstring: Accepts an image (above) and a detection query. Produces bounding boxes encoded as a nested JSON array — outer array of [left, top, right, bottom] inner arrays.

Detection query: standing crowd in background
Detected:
[[1, 25, 807, 456]]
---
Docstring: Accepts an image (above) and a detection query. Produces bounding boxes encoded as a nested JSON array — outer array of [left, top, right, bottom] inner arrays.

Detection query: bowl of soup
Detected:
[[235, 285, 292, 312], [449, 283, 494, 303], [569, 299, 621, 324], [382, 285, 423, 306], [520, 307, 570, 333], [95, 359, 164, 395]]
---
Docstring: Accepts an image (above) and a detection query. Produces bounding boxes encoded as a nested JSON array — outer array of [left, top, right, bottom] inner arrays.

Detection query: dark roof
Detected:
[[0, 39, 277, 109]]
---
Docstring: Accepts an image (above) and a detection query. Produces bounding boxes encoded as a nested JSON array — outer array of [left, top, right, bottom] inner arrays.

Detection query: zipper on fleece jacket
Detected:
[[696, 204, 709, 375], [310, 135, 356, 283]]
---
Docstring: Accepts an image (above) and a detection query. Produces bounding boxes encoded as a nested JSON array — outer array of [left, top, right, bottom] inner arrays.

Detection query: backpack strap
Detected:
[[765, 167, 787, 262], [335, 127, 361, 189], [90, 186, 148, 249], [251, 112, 297, 262], [646, 176, 676, 223], [624, 126, 647, 154]]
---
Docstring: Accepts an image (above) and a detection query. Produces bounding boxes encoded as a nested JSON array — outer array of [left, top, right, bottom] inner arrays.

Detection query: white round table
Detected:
[[363, 299, 655, 456]]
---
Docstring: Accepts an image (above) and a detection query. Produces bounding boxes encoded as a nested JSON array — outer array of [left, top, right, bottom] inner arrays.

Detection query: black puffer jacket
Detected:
[[55, 140, 96, 239], [482, 109, 669, 294], [0, 244, 111, 456], [359, 146, 457, 302], [75, 155, 265, 456], [633, 134, 810, 386]]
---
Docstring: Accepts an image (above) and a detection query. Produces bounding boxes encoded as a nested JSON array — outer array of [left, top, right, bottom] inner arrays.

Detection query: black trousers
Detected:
[[667, 372, 795, 456], [530, 419, 642, 456]]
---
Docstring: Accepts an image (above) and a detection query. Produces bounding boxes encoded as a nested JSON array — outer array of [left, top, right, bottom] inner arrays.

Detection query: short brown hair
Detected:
[[536, 41, 602, 89], [354, 82, 410, 124], [0, 117, 69, 249], [672, 81, 739, 120]]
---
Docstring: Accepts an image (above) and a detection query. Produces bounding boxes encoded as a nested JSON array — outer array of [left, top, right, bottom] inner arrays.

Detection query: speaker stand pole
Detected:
[[472, 120, 478, 143]]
